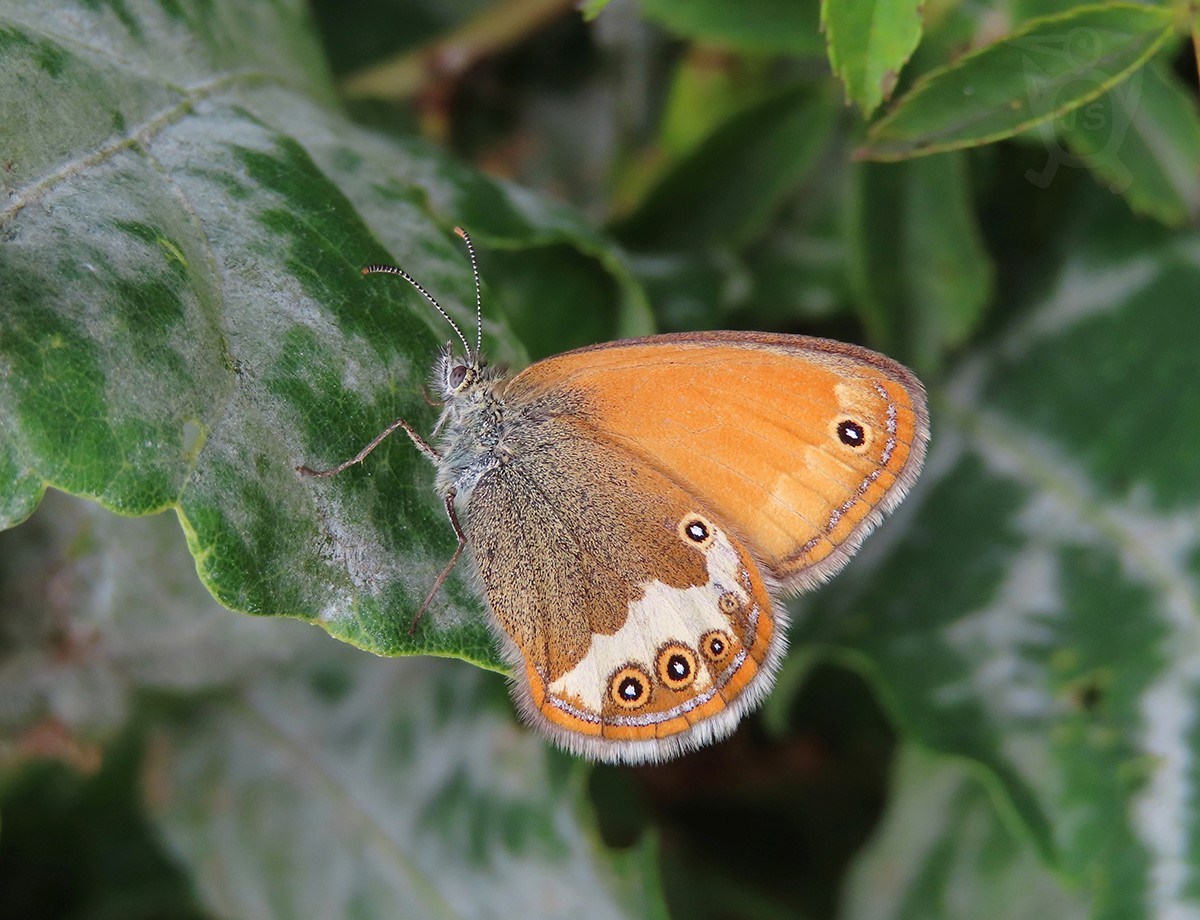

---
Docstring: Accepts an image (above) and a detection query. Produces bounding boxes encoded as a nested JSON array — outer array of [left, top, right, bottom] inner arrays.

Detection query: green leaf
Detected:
[[614, 84, 837, 251], [637, 0, 825, 56], [624, 164, 857, 334], [846, 151, 994, 370], [795, 189, 1200, 914], [0, 433, 42, 528], [858, 3, 1176, 161], [656, 53, 779, 162], [0, 492, 315, 754], [1012, 0, 1101, 21], [842, 747, 1090, 920], [581, 0, 613, 21], [0, 493, 664, 919], [0, 0, 648, 671], [822, 0, 924, 117], [147, 647, 663, 920], [1053, 62, 1200, 226], [0, 733, 207, 918]]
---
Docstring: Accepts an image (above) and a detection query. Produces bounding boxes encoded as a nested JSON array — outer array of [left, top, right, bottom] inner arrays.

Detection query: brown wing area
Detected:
[[465, 416, 777, 752], [504, 331, 929, 592]]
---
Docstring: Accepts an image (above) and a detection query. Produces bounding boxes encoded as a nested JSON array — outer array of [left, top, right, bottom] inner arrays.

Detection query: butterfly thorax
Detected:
[[431, 353, 521, 500]]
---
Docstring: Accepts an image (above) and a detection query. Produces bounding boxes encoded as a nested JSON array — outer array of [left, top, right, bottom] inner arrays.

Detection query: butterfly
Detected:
[[299, 228, 929, 764]]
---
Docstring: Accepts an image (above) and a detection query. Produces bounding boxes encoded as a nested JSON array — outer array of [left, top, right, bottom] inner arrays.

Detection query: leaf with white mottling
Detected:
[[0, 0, 650, 673], [842, 747, 1090, 920], [0, 493, 664, 918], [0, 492, 310, 755], [797, 190, 1200, 917], [146, 649, 661, 920]]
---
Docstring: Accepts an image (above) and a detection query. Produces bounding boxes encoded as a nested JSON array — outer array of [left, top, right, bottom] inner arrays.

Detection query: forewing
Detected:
[[506, 331, 929, 592]]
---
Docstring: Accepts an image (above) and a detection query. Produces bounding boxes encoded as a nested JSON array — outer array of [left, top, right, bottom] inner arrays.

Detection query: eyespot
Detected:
[[835, 419, 867, 448], [677, 513, 716, 549], [449, 365, 469, 389], [718, 591, 741, 616], [700, 630, 734, 665], [609, 666, 653, 710], [656, 643, 698, 691]]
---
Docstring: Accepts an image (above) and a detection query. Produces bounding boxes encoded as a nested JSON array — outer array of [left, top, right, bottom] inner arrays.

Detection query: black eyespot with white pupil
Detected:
[[700, 630, 734, 665], [676, 513, 710, 551], [609, 666, 653, 709], [837, 420, 866, 448], [656, 644, 698, 691]]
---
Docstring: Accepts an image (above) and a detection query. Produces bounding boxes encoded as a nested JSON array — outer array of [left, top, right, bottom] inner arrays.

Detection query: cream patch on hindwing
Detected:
[[548, 523, 752, 714]]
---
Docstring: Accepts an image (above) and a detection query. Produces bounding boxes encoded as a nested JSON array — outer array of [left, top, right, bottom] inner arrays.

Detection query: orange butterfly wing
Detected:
[[464, 419, 781, 762], [506, 331, 929, 591]]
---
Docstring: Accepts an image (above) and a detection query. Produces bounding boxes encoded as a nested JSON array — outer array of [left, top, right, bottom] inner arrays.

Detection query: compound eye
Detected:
[[449, 365, 468, 389]]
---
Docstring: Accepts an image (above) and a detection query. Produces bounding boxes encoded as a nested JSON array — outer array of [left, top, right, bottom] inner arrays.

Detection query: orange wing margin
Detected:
[[505, 332, 929, 592]]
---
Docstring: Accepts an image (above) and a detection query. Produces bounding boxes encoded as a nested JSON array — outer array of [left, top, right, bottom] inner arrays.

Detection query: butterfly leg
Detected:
[[420, 384, 445, 407], [409, 489, 467, 634], [296, 416, 439, 477]]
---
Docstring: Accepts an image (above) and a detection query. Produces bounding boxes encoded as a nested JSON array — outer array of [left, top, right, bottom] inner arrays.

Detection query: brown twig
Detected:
[[340, 0, 577, 101]]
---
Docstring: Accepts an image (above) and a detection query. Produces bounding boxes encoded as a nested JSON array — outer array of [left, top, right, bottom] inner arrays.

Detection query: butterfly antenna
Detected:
[[361, 262, 473, 361], [453, 226, 483, 359]]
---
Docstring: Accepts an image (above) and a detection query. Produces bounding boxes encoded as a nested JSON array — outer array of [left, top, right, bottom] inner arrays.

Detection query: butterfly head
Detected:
[[432, 342, 487, 401], [363, 226, 487, 405]]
